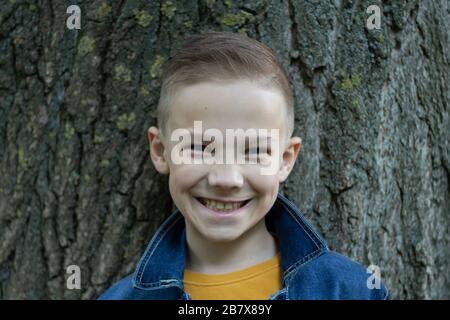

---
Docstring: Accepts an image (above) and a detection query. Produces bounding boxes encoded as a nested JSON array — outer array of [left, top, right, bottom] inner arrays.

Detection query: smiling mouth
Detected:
[[196, 197, 251, 213]]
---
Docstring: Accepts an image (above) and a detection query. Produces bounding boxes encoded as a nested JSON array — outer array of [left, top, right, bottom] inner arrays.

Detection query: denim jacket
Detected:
[[99, 194, 389, 300]]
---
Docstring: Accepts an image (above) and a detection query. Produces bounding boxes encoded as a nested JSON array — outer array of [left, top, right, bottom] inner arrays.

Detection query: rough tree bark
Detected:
[[0, 0, 448, 299]]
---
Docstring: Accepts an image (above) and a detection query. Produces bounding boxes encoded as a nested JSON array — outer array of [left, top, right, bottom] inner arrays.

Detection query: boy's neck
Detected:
[[185, 220, 277, 274]]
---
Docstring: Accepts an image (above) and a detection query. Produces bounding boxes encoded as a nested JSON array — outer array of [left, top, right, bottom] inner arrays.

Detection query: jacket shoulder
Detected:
[[287, 251, 389, 300], [98, 275, 135, 300], [97, 274, 185, 300]]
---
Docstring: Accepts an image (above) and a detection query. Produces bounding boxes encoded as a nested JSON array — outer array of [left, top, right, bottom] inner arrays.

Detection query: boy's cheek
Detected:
[[246, 170, 280, 193], [168, 163, 209, 190]]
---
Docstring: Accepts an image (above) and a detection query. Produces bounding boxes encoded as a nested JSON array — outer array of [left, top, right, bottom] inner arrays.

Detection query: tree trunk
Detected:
[[0, 0, 448, 299]]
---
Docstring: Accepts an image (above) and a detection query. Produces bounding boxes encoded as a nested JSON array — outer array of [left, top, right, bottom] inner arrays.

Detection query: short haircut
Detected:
[[157, 31, 294, 138]]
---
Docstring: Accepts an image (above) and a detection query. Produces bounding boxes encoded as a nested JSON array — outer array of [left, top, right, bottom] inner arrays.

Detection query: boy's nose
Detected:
[[207, 164, 244, 189]]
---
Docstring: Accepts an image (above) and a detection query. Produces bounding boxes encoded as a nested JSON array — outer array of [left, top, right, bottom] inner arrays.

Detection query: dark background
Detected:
[[0, 0, 448, 299]]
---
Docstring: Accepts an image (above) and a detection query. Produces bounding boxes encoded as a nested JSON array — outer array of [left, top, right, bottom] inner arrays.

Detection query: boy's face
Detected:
[[148, 80, 301, 242]]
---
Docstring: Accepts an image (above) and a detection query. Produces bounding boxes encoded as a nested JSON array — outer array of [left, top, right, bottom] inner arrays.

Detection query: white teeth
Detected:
[[201, 198, 247, 212]]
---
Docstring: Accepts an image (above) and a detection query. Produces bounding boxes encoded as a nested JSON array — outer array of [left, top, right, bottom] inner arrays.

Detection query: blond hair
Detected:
[[157, 31, 294, 137]]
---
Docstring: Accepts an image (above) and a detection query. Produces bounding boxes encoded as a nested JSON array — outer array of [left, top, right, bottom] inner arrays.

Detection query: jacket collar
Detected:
[[132, 193, 328, 291]]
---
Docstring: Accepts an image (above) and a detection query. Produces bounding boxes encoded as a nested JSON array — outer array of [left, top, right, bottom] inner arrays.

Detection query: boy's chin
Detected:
[[198, 229, 246, 243]]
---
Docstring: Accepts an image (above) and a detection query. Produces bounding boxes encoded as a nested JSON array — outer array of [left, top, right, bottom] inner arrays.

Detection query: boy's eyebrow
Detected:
[[185, 129, 206, 142], [184, 128, 275, 142]]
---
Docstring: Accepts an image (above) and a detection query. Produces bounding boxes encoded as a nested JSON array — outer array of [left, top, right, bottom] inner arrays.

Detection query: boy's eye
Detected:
[[245, 147, 271, 155], [245, 148, 259, 154], [189, 143, 207, 152]]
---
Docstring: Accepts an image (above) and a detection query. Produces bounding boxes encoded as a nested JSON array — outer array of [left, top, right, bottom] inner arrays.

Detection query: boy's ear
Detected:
[[278, 137, 302, 182], [148, 126, 170, 175]]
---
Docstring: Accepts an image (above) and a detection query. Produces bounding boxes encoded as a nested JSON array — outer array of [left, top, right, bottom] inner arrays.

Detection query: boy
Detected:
[[99, 32, 388, 300]]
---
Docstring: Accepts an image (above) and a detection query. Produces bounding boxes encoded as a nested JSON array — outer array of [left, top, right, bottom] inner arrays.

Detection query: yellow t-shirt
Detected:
[[183, 254, 282, 300]]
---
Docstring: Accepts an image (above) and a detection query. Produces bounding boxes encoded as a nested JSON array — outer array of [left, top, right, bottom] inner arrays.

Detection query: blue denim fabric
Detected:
[[99, 194, 389, 300]]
